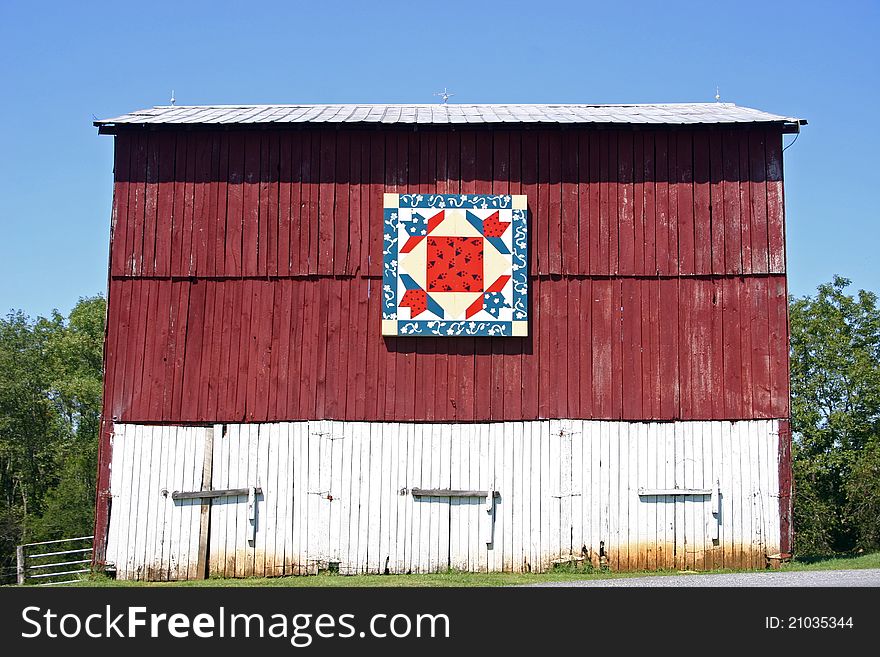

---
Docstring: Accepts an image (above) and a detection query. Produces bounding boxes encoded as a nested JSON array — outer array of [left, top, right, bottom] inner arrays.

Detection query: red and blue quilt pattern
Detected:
[[382, 194, 528, 337]]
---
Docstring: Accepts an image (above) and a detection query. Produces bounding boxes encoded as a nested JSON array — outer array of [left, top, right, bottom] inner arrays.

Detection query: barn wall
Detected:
[[102, 125, 790, 425], [107, 127, 787, 279], [102, 274, 789, 423], [105, 419, 782, 580]]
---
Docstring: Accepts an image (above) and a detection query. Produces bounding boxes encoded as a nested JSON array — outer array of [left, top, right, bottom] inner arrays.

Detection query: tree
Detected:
[[789, 276, 880, 554], [0, 296, 105, 582]]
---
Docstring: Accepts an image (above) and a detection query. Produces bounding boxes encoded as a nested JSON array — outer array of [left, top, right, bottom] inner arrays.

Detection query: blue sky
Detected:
[[1, 0, 877, 318]]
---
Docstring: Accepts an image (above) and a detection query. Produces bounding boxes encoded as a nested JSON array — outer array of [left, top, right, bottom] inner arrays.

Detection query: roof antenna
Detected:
[[170, 90, 176, 106], [715, 86, 720, 102], [434, 87, 454, 104]]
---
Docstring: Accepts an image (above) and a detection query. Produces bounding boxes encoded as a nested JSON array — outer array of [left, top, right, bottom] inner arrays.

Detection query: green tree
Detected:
[[789, 276, 880, 554], [0, 296, 105, 582]]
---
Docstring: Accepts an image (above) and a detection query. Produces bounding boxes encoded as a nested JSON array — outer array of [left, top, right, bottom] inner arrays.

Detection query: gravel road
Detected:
[[523, 568, 880, 587]]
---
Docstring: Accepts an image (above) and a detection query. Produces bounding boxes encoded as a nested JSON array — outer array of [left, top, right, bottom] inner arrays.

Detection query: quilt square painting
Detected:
[[382, 193, 528, 337]]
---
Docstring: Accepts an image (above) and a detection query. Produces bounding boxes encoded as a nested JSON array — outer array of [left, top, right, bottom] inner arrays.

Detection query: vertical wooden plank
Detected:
[[751, 277, 772, 417], [334, 132, 351, 274], [192, 133, 213, 277], [546, 130, 563, 274], [722, 278, 743, 418], [224, 133, 244, 276], [104, 425, 125, 572], [676, 131, 695, 275], [628, 423, 640, 570], [410, 423, 425, 573], [277, 133, 292, 277], [180, 280, 206, 421], [692, 131, 711, 274], [269, 280, 288, 420], [343, 423, 361, 573], [738, 133, 753, 275], [642, 423, 656, 569], [577, 279, 592, 418], [566, 280, 580, 418], [611, 279, 624, 419], [537, 277, 552, 418], [211, 133, 229, 277], [621, 279, 642, 419], [576, 132, 590, 274], [141, 134, 160, 276], [607, 131, 620, 274], [654, 132, 671, 275], [769, 275, 790, 418], [109, 136, 131, 277], [324, 278, 342, 419], [632, 131, 646, 275], [748, 130, 770, 273], [367, 131, 384, 277], [305, 132, 321, 275], [642, 278, 661, 419], [448, 424, 462, 569], [292, 131, 308, 276], [607, 421, 620, 569], [709, 130, 725, 275], [151, 131, 175, 277], [722, 129, 743, 274], [548, 278, 567, 418], [766, 129, 786, 273], [512, 422, 525, 571], [591, 279, 613, 418], [126, 132, 147, 276], [241, 133, 261, 276], [548, 421, 561, 563], [347, 131, 364, 273], [643, 132, 657, 275], [106, 281, 129, 421], [119, 426, 138, 579], [250, 425, 269, 576], [521, 423, 534, 571], [263, 132, 280, 277], [590, 423, 601, 566], [596, 131, 611, 274], [617, 130, 636, 275], [148, 279, 171, 421], [561, 131, 579, 274], [326, 423, 342, 569], [659, 278, 679, 419]]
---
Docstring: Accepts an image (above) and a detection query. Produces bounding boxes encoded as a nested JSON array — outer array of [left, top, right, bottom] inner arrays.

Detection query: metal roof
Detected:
[[95, 103, 805, 130]]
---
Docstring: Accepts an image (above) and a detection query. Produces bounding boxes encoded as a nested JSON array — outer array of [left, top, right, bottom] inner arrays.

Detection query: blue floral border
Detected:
[[383, 194, 528, 336]]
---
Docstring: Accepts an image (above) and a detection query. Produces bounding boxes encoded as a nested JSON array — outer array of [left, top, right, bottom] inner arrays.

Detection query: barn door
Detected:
[[104, 425, 211, 580]]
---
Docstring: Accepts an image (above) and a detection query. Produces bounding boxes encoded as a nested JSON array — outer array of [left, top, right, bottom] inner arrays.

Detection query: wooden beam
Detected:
[[410, 488, 500, 498], [195, 426, 216, 579], [172, 487, 263, 500]]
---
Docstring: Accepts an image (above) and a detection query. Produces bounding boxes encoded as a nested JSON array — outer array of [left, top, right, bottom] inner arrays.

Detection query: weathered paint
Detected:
[[102, 275, 790, 424], [108, 128, 787, 279], [105, 419, 783, 580]]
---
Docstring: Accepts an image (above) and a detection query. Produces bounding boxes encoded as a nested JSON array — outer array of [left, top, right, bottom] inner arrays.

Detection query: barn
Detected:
[[92, 103, 805, 580]]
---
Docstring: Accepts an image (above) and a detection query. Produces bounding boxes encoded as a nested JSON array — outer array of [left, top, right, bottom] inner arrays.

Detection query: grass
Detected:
[[64, 551, 880, 587]]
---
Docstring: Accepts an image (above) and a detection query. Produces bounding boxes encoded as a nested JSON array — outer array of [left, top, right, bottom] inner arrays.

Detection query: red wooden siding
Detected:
[[102, 125, 790, 425], [108, 127, 787, 279], [103, 275, 789, 423]]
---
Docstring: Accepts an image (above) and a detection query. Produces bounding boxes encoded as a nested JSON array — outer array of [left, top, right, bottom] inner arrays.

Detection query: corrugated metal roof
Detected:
[[96, 103, 805, 129]]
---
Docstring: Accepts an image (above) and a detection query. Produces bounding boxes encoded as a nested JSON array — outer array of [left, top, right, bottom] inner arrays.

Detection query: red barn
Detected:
[[93, 103, 804, 579]]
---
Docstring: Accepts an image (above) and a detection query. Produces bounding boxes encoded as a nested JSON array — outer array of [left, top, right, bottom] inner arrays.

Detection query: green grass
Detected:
[[782, 551, 880, 571], [64, 551, 879, 587]]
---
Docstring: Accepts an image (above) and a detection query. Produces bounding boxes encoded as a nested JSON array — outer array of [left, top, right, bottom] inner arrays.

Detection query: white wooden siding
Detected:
[[105, 419, 782, 580]]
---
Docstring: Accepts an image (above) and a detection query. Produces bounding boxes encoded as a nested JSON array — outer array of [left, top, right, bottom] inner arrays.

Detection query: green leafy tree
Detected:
[[789, 276, 880, 554], [0, 296, 105, 582]]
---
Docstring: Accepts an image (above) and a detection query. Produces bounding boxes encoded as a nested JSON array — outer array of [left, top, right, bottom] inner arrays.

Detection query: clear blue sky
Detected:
[[1, 0, 877, 318]]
